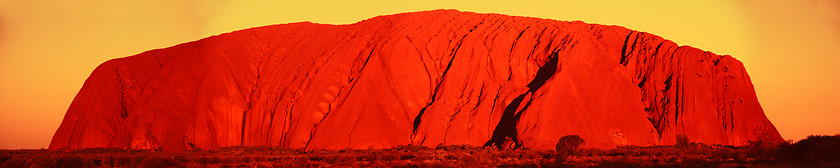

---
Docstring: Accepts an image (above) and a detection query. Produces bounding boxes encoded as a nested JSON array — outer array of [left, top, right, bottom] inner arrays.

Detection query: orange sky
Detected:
[[0, 0, 838, 149]]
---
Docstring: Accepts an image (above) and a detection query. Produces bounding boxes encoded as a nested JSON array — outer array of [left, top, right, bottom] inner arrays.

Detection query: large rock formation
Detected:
[[50, 10, 783, 150]]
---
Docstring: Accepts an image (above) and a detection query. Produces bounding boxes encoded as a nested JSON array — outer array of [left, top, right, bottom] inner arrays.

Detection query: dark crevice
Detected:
[[115, 67, 129, 119], [527, 27, 550, 57], [487, 87, 502, 133], [484, 93, 528, 149], [509, 27, 529, 56], [227, 66, 246, 101], [651, 73, 676, 137], [657, 96, 670, 136], [305, 42, 379, 149], [507, 67, 513, 81], [626, 33, 642, 66], [674, 74, 683, 129], [304, 126, 317, 150], [484, 51, 560, 149], [663, 74, 674, 91], [241, 40, 268, 146], [412, 108, 429, 134], [540, 29, 561, 54], [153, 54, 162, 69], [620, 31, 634, 65], [526, 54, 559, 92], [469, 84, 487, 113], [406, 36, 435, 94], [339, 43, 378, 104], [653, 41, 665, 57], [730, 101, 735, 131], [412, 36, 465, 134], [267, 94, 282, 144], [637, 74, 648, 88], [279, 66, 305, 146]]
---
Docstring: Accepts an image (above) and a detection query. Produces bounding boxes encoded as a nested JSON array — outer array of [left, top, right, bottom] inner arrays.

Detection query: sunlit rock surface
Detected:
[[50, 10, 783, 150]]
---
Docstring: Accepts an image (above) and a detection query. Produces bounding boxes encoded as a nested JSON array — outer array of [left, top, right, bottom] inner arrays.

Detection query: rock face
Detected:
[[50, 10, 783, 150]]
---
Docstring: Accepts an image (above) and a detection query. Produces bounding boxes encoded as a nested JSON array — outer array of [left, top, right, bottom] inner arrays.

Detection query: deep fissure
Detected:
[[484, 51, 560, 149]]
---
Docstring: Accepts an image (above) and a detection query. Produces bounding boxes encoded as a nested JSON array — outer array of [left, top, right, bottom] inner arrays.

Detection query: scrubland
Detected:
[[1, 135, 837, 168]]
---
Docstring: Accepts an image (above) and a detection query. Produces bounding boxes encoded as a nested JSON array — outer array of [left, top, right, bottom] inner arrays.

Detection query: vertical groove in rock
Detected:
[[485, 52, 559, 149]]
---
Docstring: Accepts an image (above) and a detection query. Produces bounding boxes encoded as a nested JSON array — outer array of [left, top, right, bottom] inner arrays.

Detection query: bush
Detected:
[[172, 155, 189, 163], [141, 156, 183, 168], [393, 144, 430, 152], [113, 155, 132, 167], [0, 154, 12, 165], [555, 135, 585, 162], [676, 134, 691, 147], [196, 156, 213, 164], [2, 156, 27, 168], [131, 155, 148, 165], [60, 156, 85, 168], [777, 135, 840, 164]]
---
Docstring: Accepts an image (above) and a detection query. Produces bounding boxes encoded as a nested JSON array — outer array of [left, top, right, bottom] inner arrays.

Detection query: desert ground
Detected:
[[2, 135, 837, 168]]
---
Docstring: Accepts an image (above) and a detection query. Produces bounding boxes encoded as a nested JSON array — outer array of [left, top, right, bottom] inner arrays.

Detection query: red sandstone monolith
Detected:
[[50, 10, 783, 150]]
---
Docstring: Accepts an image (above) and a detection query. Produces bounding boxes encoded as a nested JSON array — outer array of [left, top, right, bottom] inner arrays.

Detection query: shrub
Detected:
[[676, 134, 691, 147], [59, 156, 85, 168], [0, 154, 12, 165], [2, 156, 27, 168], [196, 156, 213, 164], [172, 155, 189, 163], [141, 156, 183, 168], [555, 135, 585, 162], [114, 155, 132, 166], [744, 140, 778, 159], [131, 155, 148, 165], [215, 156, 236, 164], [777, 135, 840, 164], [393, 144, 430, 152]]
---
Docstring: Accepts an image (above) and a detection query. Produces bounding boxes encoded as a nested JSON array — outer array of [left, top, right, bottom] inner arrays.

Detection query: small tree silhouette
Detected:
[[676, 134, 691, 147], [555, 135, 585, 162]]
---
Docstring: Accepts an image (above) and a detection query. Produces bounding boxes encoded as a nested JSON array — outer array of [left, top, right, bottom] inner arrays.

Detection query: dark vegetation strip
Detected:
[[2, 135, 837, 167]]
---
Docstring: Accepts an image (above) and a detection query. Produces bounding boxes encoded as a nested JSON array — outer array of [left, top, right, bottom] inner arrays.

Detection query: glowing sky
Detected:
[[1, 0, 838, 149]]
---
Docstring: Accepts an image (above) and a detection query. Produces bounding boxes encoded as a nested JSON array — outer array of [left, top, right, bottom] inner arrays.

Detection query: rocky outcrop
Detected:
[[50, 10, 783, 150]]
